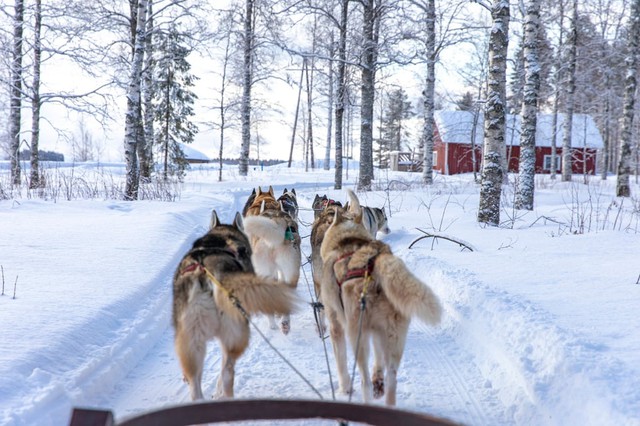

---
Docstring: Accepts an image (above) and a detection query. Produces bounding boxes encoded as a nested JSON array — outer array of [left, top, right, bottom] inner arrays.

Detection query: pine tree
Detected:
[[153, 26, 199, 181], [379, 88, 413, 157], [455, 91, 475, 111]]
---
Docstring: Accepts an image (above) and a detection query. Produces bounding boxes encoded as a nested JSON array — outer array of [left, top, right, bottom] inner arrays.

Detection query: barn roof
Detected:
[[179, 143, 210, 161], [434, 110, 604, 149]]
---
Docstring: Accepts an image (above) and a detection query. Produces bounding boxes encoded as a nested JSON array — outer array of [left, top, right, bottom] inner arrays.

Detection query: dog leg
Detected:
[[349, 328, 372, 403], [280, 313, 290, 335], [327, 310, 351, 395], [268, 314, 278, 330], [371, 334, 385, 399], [216, 348, 238, 399], [383, 321, 409, 406], [175, 328, 206, 401]]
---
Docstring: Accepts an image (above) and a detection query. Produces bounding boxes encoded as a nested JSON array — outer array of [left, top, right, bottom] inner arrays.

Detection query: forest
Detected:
[[1, 0, 638, 224]]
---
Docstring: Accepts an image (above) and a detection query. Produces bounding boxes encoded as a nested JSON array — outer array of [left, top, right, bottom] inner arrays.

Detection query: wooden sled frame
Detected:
[[70, 399, 458, 426]]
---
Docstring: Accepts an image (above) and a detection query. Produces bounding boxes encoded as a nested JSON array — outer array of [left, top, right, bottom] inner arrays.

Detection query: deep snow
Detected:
[[1, 162, 639, 426]]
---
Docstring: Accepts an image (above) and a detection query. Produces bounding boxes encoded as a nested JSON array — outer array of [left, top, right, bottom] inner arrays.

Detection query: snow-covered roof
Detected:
[[179, 143, 210, 161], [434, 110, 604, 149]]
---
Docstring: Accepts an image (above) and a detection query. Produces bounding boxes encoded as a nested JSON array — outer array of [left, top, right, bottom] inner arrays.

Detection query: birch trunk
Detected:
[[140, 0, 154, 181], [358, 0, 378, 191], [123, 0, 148, 200], [324, 33, 335, 171], [550, 0, 565, 181], [29, 0, 42, 189], [9, 0, 24, 186], [334, 0, 349, 190], [515, 0, 541, 211], [561, 0, 578, 182], [616, 0, 639, 197], [218, 25, 233, 182], [239, 0, 254, 176], [421, 0, 435, 185], [477, 0, 510, 226]]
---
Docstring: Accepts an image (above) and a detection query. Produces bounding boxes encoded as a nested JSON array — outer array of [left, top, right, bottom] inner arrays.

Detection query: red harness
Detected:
[[179, 262, 203, 276], [334, 251, 377, 287]]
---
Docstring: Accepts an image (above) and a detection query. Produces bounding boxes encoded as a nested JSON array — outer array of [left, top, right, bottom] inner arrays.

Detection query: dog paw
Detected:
[[339, 385, 353, 395], [280, 320, 290, 335], [373, 377, 384, 399]]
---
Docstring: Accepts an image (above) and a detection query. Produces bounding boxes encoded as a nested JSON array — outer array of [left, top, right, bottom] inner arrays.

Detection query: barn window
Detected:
[[543, 155, 561, 171]]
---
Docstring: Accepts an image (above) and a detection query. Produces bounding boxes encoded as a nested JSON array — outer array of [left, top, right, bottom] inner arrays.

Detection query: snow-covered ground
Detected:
[[1, 162, 639, 426]]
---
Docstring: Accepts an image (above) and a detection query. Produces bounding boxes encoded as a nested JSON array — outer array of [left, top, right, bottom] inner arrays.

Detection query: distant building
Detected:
[[431, 110, 604, 175], [179, 144, 210, 164]]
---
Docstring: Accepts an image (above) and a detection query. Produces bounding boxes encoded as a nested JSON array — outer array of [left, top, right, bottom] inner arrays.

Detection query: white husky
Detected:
[[243, 211, 301, 334]]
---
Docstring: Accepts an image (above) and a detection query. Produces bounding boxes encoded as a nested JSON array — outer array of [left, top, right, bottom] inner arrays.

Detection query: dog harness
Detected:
[[333, 249, 378, 287], [178, 247, 241, 277]]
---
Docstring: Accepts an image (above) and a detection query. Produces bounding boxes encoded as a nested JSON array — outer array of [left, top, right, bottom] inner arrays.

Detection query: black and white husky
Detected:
[[361, 205, 390, 239]]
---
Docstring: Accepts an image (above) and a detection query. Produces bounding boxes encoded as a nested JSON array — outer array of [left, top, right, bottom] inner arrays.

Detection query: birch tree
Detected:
[[616, 0, 639, 197], [9, 0, 24, 186], [324, 32, 335, 171], [477, 0, 510, 226], [334, 0, 349, 189], [515, 0, 541, 211], [123, 0, 148, 200], [29, 0, 43, 188], [548, 0, 566, 181], [421, 0, 436, 185], [140, 0, 155, 181], [357, 0, 381, 191], [238, 0, 254, 176], [561, 0, 578, 182]]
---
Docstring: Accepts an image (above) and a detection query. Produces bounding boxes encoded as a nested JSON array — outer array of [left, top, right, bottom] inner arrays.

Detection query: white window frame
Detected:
[[543, 154, 561, 171]]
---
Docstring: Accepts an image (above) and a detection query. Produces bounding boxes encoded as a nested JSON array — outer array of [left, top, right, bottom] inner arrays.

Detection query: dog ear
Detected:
[[292, 188, 296, 195], [283, 188, 287, 194], [210, 210, 220, 229], [268, 185, 274, 197], [233, 212, 244, 231], [346, 189, 363, 224]]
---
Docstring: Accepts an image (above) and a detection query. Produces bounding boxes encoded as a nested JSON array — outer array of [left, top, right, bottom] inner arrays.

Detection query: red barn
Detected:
[[432, 111, 603, 175]]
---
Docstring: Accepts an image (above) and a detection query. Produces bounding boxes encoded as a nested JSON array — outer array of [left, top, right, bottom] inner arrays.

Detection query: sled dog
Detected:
[[242, 188, 302, 334], [277, 188, 299, 221], [361, 205, 390, 239], [312, 194, 342, 220], [243, 186, 281, 217], [241, 188, 256, 217], [310, 201, 347, 336], [320, 190, 442, 406], [172, 211, 298, 400]]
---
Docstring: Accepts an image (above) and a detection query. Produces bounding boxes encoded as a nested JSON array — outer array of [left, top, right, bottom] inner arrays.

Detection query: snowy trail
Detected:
[[93, 187, 510, 425]]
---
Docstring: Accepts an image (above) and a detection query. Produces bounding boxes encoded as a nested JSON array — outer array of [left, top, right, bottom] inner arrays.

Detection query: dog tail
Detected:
[[243, 215, 285, 246], [374, 254, 442, 326], [215, 273, 300, 317]]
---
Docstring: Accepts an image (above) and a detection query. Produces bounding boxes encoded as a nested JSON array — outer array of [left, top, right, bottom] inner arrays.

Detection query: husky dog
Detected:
[[277, 188, 298, 221], [243, 186, 281, 217], [310, 201, 347, 336], [242, 188, 301, 335], [172, 211, 298, 401], [241, 188, 256, 217], [361, 205, 390, 239], [320, 190, 442, 406], [312, 194, 342, 220]]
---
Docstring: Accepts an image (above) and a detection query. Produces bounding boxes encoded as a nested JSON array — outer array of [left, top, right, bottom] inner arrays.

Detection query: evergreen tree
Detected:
[[379, 88, 414, 158], [456, 91, 475, 111], [153, 26, 199, 181]]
